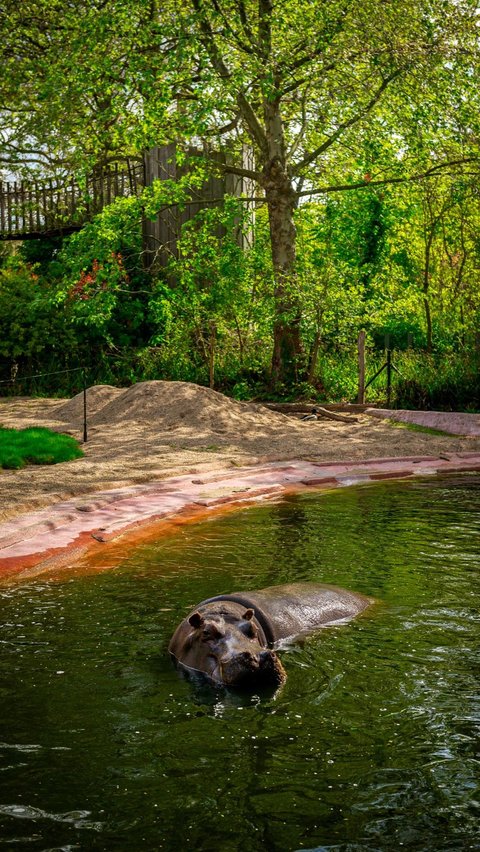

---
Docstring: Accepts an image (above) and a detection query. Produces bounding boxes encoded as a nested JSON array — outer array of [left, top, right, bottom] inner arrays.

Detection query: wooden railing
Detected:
[[0, 160, 145, 239]]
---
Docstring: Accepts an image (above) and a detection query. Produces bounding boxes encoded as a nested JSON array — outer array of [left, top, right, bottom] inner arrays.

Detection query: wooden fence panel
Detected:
[[141, 144, 255, 272], [0, 149, 250, 260], [0, 160, 144, 239]]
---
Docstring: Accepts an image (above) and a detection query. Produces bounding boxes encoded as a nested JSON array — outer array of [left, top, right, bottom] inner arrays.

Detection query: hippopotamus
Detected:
[[169, 582, 372, 690]]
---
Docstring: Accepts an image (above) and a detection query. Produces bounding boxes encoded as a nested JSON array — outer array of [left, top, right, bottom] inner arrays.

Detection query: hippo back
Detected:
[[203, 582, 372, 645]]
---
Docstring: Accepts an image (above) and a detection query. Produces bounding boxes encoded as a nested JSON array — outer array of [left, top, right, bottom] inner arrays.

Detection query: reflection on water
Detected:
[[0, 474, 479, 850]]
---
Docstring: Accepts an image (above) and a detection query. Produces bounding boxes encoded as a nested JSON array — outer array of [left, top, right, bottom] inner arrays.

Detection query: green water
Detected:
[[0, 475, 479, 851]]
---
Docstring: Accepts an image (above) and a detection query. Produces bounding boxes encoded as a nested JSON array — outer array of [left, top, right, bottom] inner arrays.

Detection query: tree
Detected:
[[1, 0, 479, 384], [140, 0, 480, 383]]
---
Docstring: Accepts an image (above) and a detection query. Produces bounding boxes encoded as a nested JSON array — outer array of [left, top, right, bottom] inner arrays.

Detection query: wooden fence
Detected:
[[0, 146, 256, 270], [142, 144, 255, 270], [0, 160, 145, 239]]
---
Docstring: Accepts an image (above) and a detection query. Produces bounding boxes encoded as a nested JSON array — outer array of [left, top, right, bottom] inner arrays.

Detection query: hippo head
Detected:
[[173, 608, 286, 690]]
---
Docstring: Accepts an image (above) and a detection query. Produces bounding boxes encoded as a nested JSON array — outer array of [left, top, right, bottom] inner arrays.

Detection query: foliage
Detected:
[[0, 257, 77, 371], [2, 175, 480, 409], [394, 351, 480, 411], [2, 0, 479, 383], [52, 170, 212, 337], [0, 427, 84, 469], [147, 198, 274, 387], [18, 236, 64, 275], [1, 0, 480, 396], [51, 196, 147, 346]]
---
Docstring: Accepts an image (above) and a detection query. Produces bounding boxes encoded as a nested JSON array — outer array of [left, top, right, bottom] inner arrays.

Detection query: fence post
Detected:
[[82, 368, 88, 443], [386, 349, 392, 408], [357, 330, 366, 404]]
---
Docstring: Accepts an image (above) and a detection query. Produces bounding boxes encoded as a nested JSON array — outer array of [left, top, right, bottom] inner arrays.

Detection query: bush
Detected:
[[395, 352, 480, 411]]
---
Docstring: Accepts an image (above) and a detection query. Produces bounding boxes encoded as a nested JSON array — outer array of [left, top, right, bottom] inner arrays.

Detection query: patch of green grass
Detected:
[[0, 427, 84, 470], [388, 420, 451, 437]]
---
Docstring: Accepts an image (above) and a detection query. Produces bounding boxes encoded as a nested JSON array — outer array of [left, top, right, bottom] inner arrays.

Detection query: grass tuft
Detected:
[[0, 427, 84, 470], [387, 420, 452, 437]]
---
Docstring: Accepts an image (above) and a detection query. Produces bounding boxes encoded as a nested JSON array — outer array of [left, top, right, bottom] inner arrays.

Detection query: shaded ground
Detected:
[[1, 381, 480, 523]]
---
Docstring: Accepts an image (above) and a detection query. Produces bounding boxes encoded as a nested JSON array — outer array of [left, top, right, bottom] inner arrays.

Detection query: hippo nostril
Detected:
[[237, 651, 255, 664], [259, 650, 278, 670]]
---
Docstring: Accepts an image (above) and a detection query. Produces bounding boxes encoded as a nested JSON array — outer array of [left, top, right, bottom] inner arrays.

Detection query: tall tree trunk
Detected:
[[423, 231, 434, 353], [262, 99, 303, 387], [266, 172, 301, 386]]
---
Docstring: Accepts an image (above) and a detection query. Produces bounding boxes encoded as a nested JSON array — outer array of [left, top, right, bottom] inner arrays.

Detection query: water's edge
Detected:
[[2, 452, 480, 579]]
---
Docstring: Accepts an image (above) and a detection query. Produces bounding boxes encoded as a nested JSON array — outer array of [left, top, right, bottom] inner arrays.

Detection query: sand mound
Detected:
[[55, 385, 124, 422], [91, 380, 291, 432]]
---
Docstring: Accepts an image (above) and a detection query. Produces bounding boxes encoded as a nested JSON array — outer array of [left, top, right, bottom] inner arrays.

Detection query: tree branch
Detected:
[[283, 1, 351, 75], [297, 158, 480, 197], [237, 0, 256, 47], [191, 0, 268, 154], [188, 151, 261, 181], [294, 69, 404, 173], [210, 0, 256, 54], [287, 85, 311, 160], [279, 59, 339, 97]]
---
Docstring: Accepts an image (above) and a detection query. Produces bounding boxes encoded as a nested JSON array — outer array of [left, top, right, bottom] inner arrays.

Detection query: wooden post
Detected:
[[35, 182, 41, 231], [42, 182, 48, 229], [357, 330, 366, 404], [8, 182, 14, 235], [27, 183, 32, 232], [48, 179, 54, 228], [106, 166, 112, 205], [28, 182, 34, 233], [82, 368, 88, 443], [386, 348, 392, 408]]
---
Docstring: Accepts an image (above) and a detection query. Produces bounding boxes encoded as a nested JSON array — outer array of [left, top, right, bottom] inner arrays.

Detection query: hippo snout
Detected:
[[235, 650, 258, 666], [221, 648, 286, 689]]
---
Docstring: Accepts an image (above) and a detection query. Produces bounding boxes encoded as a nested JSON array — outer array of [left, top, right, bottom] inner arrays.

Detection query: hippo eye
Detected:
[[202, 625, 222, 642], [240, 620, 258, 639]]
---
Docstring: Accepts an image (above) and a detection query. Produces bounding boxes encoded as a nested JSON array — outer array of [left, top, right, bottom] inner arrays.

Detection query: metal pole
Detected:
[[386, 349, 392, 408], [82, 368, 88, 442]]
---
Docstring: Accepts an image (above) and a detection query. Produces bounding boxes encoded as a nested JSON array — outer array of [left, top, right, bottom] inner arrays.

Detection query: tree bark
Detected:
[[423, 231, 434, 353], [265, 170, 301, 386], [261, 99, 303, 387]]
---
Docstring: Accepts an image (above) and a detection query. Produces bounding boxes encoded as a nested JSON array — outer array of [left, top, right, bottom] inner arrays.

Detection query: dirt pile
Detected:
[[54, 385, 124, 422], [91, 380, 292, 432], [2, 386, 480, 524]]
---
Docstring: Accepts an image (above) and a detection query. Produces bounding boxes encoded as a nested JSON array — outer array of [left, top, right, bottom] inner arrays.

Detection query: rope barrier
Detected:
[[0, 366, 88, 442]]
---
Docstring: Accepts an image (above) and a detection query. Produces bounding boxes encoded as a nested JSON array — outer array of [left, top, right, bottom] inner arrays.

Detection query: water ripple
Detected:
[[0, 804, 103, 831]]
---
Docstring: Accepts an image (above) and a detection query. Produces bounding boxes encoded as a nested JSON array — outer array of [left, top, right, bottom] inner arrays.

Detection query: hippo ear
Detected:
[[188, 611, 204, 629], [243, 608, 254, 621]]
